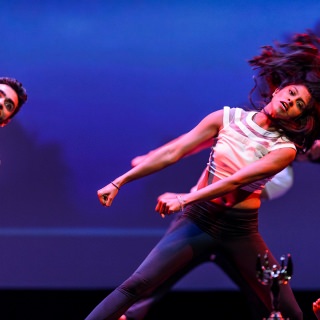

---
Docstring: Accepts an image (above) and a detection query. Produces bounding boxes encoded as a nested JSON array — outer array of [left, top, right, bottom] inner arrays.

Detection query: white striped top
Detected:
[[207, 106, 296, 193]]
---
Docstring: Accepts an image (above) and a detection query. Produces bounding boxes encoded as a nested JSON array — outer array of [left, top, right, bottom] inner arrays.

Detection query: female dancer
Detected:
[[86, 32, 320, 320]]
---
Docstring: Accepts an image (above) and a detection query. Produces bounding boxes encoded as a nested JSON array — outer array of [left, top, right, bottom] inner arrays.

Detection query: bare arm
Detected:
[[97, 110, 224, 206], [131, 136, 214, 167], [262, 139, 320, 201], [156, 147, 296, 213]]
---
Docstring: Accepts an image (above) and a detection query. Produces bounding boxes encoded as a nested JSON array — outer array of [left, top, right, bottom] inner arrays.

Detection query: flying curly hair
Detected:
[[248, 31, 320, 152]]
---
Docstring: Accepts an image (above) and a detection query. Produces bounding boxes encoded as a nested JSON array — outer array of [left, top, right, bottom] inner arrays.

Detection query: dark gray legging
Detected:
[[124, 252, 271, 320], [85, 202, 302, 320]]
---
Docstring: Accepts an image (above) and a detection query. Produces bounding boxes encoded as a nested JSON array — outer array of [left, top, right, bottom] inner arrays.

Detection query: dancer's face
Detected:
[[0, 84, 19, 127], [268, 84, 311, 120]]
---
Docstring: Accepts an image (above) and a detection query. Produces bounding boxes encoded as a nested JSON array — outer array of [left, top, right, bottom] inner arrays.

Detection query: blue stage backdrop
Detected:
[[0, 0, 320, 290]]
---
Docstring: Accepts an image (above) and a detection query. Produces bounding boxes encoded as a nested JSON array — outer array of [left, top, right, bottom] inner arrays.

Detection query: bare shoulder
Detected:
[[198, 109, 224, 127], [182, 109, 224, 146]]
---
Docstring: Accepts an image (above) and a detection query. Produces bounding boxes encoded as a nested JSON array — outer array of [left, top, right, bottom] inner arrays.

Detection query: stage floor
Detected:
[[0, 289, 319, 319]]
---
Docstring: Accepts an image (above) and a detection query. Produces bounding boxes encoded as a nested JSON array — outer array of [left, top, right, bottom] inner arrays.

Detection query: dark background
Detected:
[[1, 0, 320, 318]]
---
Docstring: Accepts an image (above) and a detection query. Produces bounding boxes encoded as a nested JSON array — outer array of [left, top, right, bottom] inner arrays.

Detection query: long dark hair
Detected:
[[248, 31, 320, 152]]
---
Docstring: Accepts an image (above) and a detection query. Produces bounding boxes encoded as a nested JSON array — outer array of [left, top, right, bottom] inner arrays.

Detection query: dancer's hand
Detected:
[[313, 298, 320, 320], [296, 140, 320, 162], [155, 193, 187, 218], [308, 140, 320, 161], [97, 182, 120, 207]]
